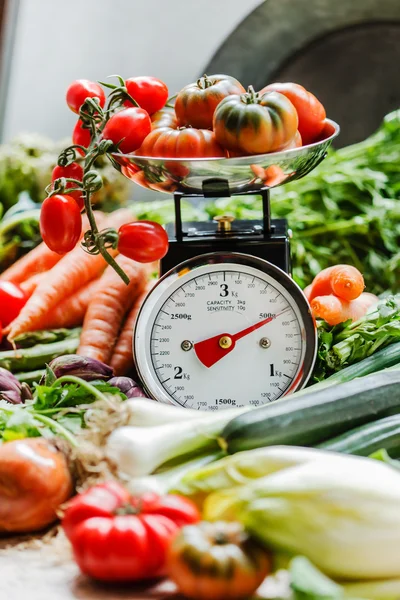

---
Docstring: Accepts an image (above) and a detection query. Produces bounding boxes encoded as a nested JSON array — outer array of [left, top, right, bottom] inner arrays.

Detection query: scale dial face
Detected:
[[135, 253, 317, 411]]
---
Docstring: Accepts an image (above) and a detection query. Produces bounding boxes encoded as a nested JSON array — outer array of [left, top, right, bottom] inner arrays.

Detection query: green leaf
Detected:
[[289, 556, 344, 600]]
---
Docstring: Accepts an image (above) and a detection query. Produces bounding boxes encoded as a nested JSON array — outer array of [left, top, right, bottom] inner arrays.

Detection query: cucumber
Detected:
[[222, 371, 400, 454], [317, 414, 400, 457]]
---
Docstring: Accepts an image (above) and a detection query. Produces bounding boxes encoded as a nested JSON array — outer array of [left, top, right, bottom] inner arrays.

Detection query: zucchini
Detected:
[[317, 414, 400, 457], [222, 371, 400, 454]]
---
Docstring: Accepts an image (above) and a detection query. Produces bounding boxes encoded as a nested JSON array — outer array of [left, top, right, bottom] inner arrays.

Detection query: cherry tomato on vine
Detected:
[[52, 162, 84, 210], [72, 119, 92, 154], [40, 194, 82, 255], [124, 76, 168, 115], [102, 108, 151, 154], [118, 221, 169, 263], [259, 82, 326, 145], [66, 79, 106, 114], [0, 282, 28, 327]]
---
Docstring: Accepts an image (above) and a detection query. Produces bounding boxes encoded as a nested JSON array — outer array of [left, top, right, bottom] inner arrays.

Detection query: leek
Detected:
[[203, 449, 400, 580], [125, 398, 246, 427], [106, 407, 247, 478], [126, 452, 223, 495]]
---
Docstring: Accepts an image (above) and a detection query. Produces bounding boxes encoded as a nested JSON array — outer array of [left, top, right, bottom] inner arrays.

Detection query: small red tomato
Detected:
[[0, 282, 28, 327], [118, 221, 169, 263], [102, 108, 151, 154], [40, 194, 82, 254], [72, 119, 92, 155], [125, 76, 168, 115], [66, 79, 106, 114], [62, 483, 200, 582], [52, 162, 84, 210]]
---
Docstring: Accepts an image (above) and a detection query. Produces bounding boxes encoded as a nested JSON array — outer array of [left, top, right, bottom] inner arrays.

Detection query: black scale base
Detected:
[[160, 178, 291, 276]]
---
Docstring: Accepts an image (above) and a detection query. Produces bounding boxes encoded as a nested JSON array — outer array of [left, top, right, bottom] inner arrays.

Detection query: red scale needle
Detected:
[[194, 308, 289, 368]]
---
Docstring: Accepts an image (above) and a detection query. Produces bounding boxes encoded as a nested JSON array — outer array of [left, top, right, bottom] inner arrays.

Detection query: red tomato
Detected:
[[151, 107, 178, 130], [118, 221, 169, 263], [0, 282, 28, 327], [62, 482, 200, 582], [136, 126, 226, 158], [72, 119, 92, 154], [51, 162, 84, 210], [259, 83, 326, 145], [102, 108, 151, 154], [66, 79, 106, 114], [40, 194, 82, 254], [175, 74, 245, 129], [124, 76, 168, 115]]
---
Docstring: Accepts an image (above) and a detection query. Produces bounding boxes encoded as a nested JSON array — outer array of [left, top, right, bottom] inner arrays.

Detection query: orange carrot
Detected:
[[7, 209, 134, 339], [20, 272, 47, 297], [0, 213, 98, 284], [38, 278, 102, 330], [311, 292, 378, 326], [77, 255, 148, 363], [303, 284, 312, 301], [0, 244, 62, 284], [110, 280, 155, 375], [309, 265, 365, 302]]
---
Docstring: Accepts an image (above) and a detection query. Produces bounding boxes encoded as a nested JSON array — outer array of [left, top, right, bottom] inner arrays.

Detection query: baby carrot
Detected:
[[309, 264, 364, 302], [77, 256, 148, 363], [110, 280, 155, 375], [20, 273, 47, 297], [311, 292, 378, 326], [7, 209, 134, 339]]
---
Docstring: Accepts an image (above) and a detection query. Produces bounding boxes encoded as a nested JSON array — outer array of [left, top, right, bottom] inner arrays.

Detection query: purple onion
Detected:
[[47, 355, 114, 381], [108, 376, 148, 399], [0, 367, 28, 404]]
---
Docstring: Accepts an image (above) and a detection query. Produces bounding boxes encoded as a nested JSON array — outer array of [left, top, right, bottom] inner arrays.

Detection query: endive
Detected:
[[203, 449, 400, 580], [173, 445, 355, 502]]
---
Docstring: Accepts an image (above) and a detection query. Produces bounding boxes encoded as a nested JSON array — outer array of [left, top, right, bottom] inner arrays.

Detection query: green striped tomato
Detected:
[[136, 126, 226, 158], [213, 88, 298, 155], [175, 74, 245, 130], [167, 521, 270, 600]]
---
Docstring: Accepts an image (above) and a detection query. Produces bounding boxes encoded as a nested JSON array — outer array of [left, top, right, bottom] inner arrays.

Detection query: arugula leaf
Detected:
[[33, 379, 126, 411]]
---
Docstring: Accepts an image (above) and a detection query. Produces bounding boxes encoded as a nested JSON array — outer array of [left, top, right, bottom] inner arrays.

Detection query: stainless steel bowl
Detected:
[[111, 119, 339, 196]]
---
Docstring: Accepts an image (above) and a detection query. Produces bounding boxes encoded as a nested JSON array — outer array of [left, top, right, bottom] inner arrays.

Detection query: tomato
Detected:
[[259, 82, 326, 145], [0, 281, 28, 327], [118, 221, 169, 263], [175, 74, 245, 129], [167, 521, 270, 600], [51, 162, 84, 210], [62, 483, 200, 582], [40, 194, 82, 254], [136, 126, 226, 158], [213, 89, 298, 155], [72, 119, 92, 154], [66, 79, 106, 114], [151, 107, 178, 130], [124, 76, 168, 115], [102, 108, 151, 154]]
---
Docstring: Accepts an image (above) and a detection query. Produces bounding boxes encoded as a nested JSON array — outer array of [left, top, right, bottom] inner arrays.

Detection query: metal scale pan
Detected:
[[111, 119, 339, 196]]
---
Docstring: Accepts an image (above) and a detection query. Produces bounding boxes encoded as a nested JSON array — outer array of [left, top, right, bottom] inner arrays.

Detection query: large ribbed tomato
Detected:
[[175, 74, 245, 129], [213, 88, 298, 155], [260, 82, 326, 145], [62, 483, 200, 582], [151, 107, 178, 130], [136, 126, 226, 158], [167, 521, 270, 600]]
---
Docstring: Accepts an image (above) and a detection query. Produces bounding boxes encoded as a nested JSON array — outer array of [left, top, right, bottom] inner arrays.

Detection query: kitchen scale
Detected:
[[112, 119, 339, 410]]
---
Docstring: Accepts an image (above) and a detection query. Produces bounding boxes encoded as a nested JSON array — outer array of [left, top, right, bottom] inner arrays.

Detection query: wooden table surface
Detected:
[[0, 535, 283, 600]]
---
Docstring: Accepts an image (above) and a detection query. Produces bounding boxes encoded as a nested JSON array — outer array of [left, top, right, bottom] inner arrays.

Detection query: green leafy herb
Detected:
[[314, 294, 400, 380]]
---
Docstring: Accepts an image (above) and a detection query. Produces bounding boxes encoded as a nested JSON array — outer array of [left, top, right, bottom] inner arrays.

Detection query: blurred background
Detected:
[[1, 0, 399, 145]]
